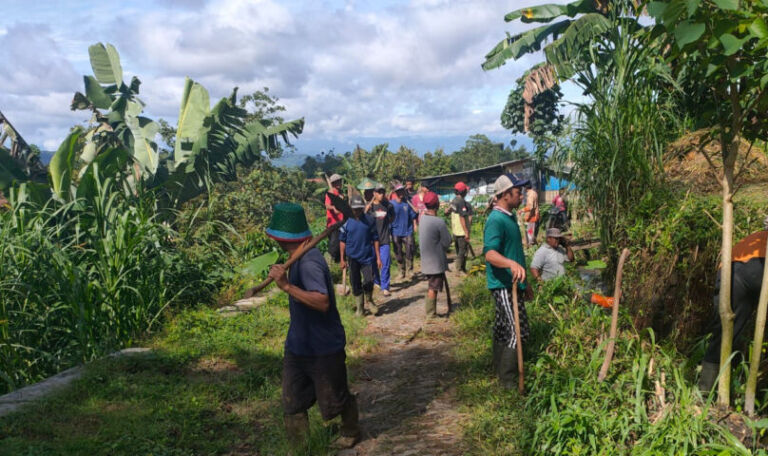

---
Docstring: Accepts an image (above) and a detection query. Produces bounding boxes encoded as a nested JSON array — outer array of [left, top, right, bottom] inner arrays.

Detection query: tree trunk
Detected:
[[744, 241, 768, 415], [717, 139, 737, 407]]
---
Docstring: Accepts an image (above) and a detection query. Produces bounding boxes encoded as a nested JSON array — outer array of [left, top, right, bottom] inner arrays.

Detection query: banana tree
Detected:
[[52, 42, 303, 209], [482, 0, 643, 130]]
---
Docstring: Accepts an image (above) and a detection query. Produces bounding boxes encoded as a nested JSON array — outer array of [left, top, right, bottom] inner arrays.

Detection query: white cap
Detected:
[[493, 174, 515, 196], [329, 173, 343, 183]]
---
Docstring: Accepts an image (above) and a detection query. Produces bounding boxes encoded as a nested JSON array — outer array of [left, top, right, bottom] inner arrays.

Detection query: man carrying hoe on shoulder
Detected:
[[253, 203, 360, 452], [483, 174, 534, 389]]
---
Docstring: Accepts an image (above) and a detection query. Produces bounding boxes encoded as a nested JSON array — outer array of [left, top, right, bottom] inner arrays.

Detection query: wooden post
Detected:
[[598, 248, 630, 382], [744, 240, 768, 415]]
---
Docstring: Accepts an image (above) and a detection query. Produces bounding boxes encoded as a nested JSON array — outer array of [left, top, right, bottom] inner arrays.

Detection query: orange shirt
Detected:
[[732, 230, 768, 263]]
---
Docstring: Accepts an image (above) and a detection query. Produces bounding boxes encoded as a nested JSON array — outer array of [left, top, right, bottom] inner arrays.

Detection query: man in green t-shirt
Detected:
[[483, 174, 534, 389]]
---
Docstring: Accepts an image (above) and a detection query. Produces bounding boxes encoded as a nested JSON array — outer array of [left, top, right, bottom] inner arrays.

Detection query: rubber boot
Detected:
[[332, 395, 360, 449], [699, 361, 719, 394], [355, 295, 365, 316], [284, 411, 309, 455], [365, 291, 379, 316], [425, 295, 437, 319], [493, 339, 518, 390]]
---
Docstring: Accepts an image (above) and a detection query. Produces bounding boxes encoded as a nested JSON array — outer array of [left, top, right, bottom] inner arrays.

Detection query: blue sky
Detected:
[[1, 0, 576, 156]]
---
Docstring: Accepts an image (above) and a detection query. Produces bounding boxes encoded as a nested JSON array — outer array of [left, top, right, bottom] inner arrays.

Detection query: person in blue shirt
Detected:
[[248, 203, 359, 452], [340, 194, 382, 316], [390, 184, 418, 279]]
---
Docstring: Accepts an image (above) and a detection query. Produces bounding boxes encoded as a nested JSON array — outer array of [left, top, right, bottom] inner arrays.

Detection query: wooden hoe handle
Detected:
[[512, 285, 525, 394], [244, 221, 344, 297], [598, 248, 631, 382]]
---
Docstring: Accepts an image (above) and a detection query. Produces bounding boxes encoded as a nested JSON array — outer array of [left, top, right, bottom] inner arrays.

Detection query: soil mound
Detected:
[[665, 130, 768, 193]]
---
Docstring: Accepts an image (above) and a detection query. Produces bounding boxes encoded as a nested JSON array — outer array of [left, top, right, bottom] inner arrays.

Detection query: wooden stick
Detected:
[[598, 248, 631, 382], [442, 272, 452, 316], [243, 221, 344, 298], [512, 285, 525, 394]]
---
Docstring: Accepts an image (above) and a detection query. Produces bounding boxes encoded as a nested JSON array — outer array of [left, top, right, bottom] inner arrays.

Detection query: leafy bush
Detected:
[[0, 183, 218, 394]]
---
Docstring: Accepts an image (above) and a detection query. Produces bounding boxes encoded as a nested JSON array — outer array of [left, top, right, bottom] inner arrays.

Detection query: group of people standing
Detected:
[[324, 174, 475, 318], [257, 171, 566, 452]]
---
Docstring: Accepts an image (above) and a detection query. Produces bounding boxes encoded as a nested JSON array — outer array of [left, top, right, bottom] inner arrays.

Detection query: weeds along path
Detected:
[[345, 262, 469, 456]]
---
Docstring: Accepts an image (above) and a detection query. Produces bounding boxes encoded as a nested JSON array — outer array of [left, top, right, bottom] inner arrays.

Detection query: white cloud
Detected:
[[4, 0, 549, 151]]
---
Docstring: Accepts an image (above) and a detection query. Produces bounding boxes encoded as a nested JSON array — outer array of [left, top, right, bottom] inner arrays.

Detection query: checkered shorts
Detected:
[[492, 288, 530, 349]]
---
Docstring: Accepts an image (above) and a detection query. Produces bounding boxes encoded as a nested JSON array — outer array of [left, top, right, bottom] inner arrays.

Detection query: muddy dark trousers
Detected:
[[328, 229, 341, 263], [703, 258, 765, 365], [282, 350, 359, 449], [392, 234, 414, 275], [454, 235, 468, 273], [700, 258, 765, 391], [348, 258, 374, 297]]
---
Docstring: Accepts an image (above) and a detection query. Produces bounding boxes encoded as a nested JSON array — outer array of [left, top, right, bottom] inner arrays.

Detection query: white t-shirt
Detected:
[[530, 244, 569, 280]]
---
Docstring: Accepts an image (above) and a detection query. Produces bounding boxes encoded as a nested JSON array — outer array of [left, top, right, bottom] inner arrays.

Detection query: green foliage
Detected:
[[454, 274, 743, 454], [0, 289, 370, 455], [0, 181, 219, 394]]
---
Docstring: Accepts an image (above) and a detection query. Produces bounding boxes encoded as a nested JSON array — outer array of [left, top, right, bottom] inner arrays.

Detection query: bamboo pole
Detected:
[[598, 248, 630, 382], [744, 240, 768, 415]]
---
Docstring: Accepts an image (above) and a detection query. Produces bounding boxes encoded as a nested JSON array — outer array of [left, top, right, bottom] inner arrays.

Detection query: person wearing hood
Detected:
[[699, 215, 768, 392]]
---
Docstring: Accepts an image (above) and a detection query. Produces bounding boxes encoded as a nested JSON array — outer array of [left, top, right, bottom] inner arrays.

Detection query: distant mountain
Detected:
[[272, 152, 311, 168], [40, 151, 54, 164]]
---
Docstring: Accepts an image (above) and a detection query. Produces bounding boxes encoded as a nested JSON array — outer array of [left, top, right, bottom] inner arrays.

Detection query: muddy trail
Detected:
[[341, 261, 470, 456]]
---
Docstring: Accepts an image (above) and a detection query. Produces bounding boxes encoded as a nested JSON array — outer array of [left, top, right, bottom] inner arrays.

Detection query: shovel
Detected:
[[243, 192, 354, 298]]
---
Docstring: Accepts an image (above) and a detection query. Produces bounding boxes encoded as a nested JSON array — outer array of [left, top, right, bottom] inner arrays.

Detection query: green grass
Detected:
[[451, 271, 759, 455], [0, 292, 372, 456]]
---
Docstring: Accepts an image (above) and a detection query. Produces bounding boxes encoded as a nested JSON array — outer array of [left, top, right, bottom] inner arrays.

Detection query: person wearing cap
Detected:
[[390, 184, 418, 279], [520, 181, 540, 246], [530, 228, 574, 282], [370, 183, 395, 297], [445, 181, 473, 274], [419, 191, 452, 318], [483, 174, 534, 389], [256, 203, 360, 451], [699, 216, 768, 392], [325, 174, 345, 264], [357, 177, 377, 212], [340, 194, 382, 316]]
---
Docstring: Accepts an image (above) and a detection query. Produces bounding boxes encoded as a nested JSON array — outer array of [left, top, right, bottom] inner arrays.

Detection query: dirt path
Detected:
[[342, 262, 470, 456]]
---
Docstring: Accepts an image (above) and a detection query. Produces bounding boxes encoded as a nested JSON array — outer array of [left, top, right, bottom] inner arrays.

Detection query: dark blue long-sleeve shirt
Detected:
[[390, 199, 417, 237], [339, 214, 378, 264]]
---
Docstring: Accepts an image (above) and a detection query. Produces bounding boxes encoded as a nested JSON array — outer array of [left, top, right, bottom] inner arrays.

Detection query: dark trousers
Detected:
[[328, 230, 341, 263], [392, 234, 414, 270], [704, 258, 765, 364], [349, 257, 374, 296], [454, 235, 468, 272], [282, 350, 351, 420]]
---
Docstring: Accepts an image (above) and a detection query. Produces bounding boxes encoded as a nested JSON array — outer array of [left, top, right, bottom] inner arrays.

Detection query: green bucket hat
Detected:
[[266, 203, 313, 242], [357, 177, 378, 191]]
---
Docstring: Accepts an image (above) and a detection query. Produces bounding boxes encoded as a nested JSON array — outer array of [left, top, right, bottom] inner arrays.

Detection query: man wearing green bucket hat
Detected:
[[265, 203, 360, 451]]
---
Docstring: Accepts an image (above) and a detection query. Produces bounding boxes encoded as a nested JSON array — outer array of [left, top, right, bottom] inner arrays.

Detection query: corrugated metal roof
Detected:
[[417, 157, 532, 181]]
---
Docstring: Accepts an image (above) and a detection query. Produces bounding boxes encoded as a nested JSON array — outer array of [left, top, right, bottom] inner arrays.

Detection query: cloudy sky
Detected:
[[1, 0, 570, 156]]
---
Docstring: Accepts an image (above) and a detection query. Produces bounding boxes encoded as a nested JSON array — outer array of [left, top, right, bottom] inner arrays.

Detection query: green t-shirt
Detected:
[[483, 208, 527, 291]]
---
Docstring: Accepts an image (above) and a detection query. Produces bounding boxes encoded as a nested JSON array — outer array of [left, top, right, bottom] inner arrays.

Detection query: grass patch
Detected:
[[451, 272, 757, 455], [0, 292, 372, 456]]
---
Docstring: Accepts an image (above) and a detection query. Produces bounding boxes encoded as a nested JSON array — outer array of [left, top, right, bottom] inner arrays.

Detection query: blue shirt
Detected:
[[391, 199, 417, 237], [339, 214, 378, 264], [285, 248, 346, 356]]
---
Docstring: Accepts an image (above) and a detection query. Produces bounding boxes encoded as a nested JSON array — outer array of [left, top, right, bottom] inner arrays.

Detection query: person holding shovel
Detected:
[[419, 191, 452, 318], [371, 182, 395, 297], [483, 174, 534, 389], [340, 194, 382, 316], [262, 203, 360, 452]]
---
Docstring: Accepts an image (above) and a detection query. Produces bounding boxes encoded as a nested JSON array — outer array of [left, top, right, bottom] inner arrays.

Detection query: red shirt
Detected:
[[325, 189, 344, 227]]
